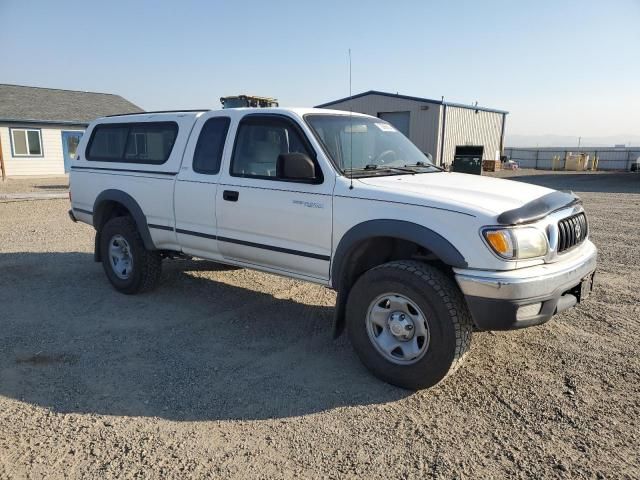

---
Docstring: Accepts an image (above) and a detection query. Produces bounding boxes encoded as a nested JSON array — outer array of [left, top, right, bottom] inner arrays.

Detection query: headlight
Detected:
[[482, 227, 548, 259]]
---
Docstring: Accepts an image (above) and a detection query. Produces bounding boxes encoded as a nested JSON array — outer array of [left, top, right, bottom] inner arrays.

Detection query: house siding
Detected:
[[0, 123, 84, 176]]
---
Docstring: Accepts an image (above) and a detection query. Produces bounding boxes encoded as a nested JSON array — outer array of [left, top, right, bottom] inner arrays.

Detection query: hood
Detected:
[[357, 172, 554, 217]]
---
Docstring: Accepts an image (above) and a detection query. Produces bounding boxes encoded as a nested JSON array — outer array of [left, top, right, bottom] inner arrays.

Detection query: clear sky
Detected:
[[1, 0, 638, 139]]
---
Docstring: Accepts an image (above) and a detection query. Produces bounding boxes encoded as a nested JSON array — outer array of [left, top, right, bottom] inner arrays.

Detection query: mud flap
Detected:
[[332, 289, 348, 338], [94, 230, 102, 262]]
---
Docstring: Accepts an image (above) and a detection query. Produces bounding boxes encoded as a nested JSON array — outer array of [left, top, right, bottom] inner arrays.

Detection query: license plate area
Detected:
[[578, 272, 595, 302]]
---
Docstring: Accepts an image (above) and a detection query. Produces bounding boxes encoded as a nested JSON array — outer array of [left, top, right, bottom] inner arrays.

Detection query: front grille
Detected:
[[557, 212, 588, 253]]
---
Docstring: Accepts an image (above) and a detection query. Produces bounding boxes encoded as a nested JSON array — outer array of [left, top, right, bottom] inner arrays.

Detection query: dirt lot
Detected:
[[0, 171, 638, 479], [0, 176, 69, 195]]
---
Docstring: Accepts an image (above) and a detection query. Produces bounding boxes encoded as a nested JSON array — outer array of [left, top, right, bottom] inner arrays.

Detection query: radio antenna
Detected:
[[348, 48, 354, 190]]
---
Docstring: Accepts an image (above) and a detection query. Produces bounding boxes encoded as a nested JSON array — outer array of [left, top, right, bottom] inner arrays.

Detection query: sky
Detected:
[[1, 0, 639, 142]]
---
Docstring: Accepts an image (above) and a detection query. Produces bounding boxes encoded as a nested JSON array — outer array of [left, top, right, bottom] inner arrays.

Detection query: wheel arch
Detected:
[[330, 219, 468, 338], [93, 190, 156, 260]]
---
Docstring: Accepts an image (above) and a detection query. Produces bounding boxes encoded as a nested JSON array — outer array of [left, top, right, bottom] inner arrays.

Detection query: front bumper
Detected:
[[454, 240, 597, 330]]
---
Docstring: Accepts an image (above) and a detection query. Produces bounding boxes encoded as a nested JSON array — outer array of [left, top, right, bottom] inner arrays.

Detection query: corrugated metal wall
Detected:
[[441, 106, 505, 166], [319, 94, 442, 159]]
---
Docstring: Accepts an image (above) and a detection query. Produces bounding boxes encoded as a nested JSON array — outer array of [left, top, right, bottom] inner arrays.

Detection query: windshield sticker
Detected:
[[375, 122, 396, 132], [344, 124, 367, 133]]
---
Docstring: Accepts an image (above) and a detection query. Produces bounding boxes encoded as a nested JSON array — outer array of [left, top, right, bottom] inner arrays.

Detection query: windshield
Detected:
[[305, 114, 434, 175]]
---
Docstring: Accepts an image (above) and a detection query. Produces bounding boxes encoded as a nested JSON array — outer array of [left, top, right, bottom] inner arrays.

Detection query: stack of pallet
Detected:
[[482, 160, 501, 172]]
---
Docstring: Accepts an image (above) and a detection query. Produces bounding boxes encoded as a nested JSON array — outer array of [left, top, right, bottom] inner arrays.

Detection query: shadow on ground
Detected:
[[35, 184, 68, 190], [504, 172, 640, 194], [0, 252, 408, 421]]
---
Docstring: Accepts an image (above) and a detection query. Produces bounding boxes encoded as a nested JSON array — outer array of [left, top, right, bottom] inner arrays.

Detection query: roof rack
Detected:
[[105, 109, 210, 117], [220, 95, 278, 108]]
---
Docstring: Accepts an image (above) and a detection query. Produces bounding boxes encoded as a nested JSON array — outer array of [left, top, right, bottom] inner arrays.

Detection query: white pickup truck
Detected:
[[69, 108, 597, 390]]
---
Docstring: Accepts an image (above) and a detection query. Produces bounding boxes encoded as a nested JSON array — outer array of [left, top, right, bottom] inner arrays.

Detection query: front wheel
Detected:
[[346, 260, 472, 390], [100, 216, 162, 294]]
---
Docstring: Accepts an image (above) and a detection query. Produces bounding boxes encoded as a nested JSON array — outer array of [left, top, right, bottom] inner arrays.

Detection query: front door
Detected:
[[216, 114, 333, 281], [61, 131, 83, 172]]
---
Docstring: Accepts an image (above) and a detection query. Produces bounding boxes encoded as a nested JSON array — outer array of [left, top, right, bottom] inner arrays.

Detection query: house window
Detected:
[[131, 132, 148, 156], [11, 128, 43, 156]]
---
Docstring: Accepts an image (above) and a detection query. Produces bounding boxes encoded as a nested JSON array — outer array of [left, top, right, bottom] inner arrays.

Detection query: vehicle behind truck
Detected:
[[69, 108, 597, 390]]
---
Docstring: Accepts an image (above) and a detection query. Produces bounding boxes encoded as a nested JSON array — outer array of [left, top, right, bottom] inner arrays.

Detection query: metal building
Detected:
[[316, 90, 508, 167]]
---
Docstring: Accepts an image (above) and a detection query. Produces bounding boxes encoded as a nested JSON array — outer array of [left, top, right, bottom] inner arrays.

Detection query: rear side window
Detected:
[[87, 122, 178, 164], [192, 117, 230, 174]]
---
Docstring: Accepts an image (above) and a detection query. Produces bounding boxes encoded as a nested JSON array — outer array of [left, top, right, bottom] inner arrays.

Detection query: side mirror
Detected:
[[276, 153, 317, 181]]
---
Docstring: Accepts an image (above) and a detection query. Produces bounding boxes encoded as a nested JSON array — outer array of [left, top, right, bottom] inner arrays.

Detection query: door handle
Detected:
[[223, 190, 239, 202]]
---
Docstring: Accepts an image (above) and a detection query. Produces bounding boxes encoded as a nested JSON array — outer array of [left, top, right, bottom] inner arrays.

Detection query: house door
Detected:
[[61, 131, 83, 172]]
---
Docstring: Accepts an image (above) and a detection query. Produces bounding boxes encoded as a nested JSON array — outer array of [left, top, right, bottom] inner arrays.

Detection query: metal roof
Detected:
[[0, 84, 144, 125], [315, 90, 508, 115]]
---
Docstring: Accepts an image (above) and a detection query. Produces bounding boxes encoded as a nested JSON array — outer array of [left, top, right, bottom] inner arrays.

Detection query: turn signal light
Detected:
[[485, 230, 512, 256]]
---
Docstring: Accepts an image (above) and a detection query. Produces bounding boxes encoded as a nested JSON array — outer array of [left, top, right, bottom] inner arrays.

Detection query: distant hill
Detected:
[[506, 134, 640, 148]]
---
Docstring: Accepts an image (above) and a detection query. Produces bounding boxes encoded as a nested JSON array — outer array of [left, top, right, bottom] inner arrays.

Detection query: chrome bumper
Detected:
[[454, 240, 597, 301]]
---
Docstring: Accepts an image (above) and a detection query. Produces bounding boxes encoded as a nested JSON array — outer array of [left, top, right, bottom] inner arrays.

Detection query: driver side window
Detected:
[[231, 116, 316, 180]]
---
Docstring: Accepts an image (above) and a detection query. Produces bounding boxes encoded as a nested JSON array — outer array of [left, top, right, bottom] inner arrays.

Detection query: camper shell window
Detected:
[[86, 122, 178, 164]]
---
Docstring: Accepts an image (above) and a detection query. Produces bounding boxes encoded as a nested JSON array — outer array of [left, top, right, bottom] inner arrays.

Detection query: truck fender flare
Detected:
[[330, 219, 467, 337], [93, 189, 156, 252], [331, 219, 467, 288]]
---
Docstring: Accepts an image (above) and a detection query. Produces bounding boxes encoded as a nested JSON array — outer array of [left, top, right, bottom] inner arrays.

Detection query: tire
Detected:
[[346, 260, 472, 390], [99, 216, 162, 294]]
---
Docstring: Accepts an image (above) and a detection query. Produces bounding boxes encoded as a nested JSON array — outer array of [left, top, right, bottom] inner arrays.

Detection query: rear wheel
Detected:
[[100, 216, 161, 294], [346, 260, 472, 390]]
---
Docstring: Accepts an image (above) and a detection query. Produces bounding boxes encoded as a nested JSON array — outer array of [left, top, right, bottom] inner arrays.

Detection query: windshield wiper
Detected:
[[403, 161, 445, 171], [361, 164, 417, 174], [344, 164, 419, 177]]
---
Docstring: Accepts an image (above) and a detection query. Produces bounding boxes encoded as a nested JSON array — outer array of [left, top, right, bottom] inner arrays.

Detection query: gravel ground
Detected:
[[0, 176, 69, 194], [0, 171, 638, 479]]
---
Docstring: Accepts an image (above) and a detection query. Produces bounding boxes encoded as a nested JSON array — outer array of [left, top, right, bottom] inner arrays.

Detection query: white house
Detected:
[[0, 84, 142, 177]]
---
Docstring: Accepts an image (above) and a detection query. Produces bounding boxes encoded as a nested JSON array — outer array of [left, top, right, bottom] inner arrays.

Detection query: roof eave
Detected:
[[443, 102, 509, 115], [315, 90, 508, 114], [0, 118, 89, 126], [315, 90, 443, 108]]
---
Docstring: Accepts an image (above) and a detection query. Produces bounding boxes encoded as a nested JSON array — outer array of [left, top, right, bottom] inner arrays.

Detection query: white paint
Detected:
[[70, 107, 594, 290]]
